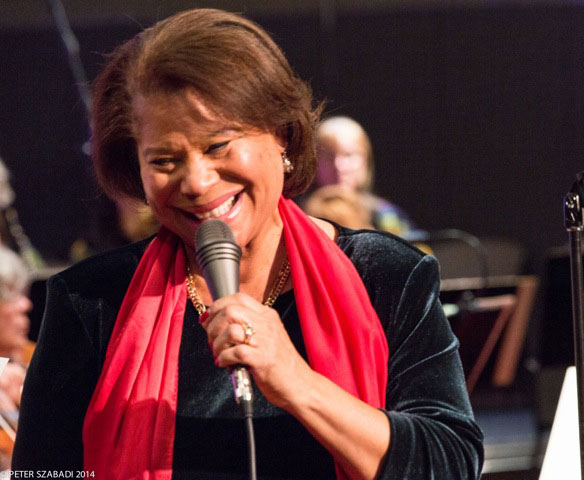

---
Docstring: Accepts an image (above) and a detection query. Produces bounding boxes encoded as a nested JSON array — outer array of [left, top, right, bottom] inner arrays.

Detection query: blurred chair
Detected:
[[405, 230, 528, 281], [413, 230, 536, 391], [424, 232, 541, 475], [454, 275, 539, 394]]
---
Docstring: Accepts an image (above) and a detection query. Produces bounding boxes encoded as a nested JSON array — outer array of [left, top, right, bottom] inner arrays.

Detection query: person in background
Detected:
[[304, 184, 374, 230], [14, 8, 482, 479], [0, 158, 44, 270], [70, 195, 159, 263], [311, 116, 414, 236], [0, 245, 33, 470]]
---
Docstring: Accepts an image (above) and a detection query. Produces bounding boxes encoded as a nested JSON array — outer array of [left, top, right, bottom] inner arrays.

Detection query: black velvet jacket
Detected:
[[13, 225, 484, 479]]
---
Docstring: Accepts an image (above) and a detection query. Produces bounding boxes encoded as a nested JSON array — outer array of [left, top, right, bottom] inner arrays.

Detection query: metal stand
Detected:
[[45, 0, 92, 156], [564, 171, 584, 478]]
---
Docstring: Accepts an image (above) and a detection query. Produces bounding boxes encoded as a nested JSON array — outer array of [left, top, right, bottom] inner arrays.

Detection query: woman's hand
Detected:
[[0, 362, 26, 409], [200, 292, 313, 409], [201, 293, 391, 480]]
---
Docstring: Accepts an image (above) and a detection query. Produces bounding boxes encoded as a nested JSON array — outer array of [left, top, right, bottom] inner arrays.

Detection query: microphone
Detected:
[[195, 219, 253, 413], [195, 219, 241, 299]]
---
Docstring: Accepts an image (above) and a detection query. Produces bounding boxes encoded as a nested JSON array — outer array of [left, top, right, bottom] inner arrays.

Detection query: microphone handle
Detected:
[[231, 366, 253, 416], [194, 221, 253, 412]]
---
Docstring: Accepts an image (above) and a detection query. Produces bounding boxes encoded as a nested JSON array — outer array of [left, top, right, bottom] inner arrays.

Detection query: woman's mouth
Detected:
[[195, 195, 236, 220], [189, 192, 242, 221]]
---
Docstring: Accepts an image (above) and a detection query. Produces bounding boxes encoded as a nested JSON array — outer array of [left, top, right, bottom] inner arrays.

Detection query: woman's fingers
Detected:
[[202, 292, 269, 335], [199, 292, 313, 408], [212, 322, 254, 354], [0, 388, 17, 412], [215, 343, 255, 368], [206, 303, 259, 341], [0, 363, 26, 407], [208, 292, 266, 317], [201, 293, 282, 366]]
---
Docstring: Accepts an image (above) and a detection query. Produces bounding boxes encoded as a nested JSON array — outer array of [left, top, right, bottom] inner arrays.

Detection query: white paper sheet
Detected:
[[540, 366, 581, 479]]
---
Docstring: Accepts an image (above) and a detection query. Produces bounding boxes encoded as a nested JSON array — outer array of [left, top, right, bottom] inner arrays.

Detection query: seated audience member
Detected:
[[304, 184, 374, 230], [0, 246, 33, 470], [0, 158, 44, 270], [311, 116, 414, 236], [70, 196, 159, 262]]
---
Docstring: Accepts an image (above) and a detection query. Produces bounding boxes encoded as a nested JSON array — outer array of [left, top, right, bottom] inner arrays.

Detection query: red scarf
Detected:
[[83, 197, 388, 479]]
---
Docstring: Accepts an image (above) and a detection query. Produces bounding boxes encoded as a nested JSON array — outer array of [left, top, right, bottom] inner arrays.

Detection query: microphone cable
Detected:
[[195, 219, 258, 480], [242, 401, 257, 480]]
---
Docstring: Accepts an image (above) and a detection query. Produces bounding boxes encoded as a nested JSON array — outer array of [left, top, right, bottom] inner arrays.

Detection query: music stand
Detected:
[[563, 171, 584, 479]]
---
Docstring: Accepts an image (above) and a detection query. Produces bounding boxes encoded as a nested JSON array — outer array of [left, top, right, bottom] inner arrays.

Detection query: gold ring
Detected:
[[243, 322, 256, 345]]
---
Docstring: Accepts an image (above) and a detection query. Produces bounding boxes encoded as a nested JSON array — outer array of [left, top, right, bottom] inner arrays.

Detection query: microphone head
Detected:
[[194, 219, 241, 300], [195, 218, 237, 249]]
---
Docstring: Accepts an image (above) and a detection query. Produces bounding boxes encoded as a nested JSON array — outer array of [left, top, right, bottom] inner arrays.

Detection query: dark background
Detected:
[[0, 0, 582, 264], [2, 3, 579, 476]]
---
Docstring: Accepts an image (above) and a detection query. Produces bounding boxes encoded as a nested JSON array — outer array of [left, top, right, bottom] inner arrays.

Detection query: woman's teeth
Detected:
[[195, 196, 236, 220]]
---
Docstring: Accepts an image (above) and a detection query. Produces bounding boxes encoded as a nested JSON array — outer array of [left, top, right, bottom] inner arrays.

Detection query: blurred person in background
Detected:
[[0, 245, 33, 470], [309, 116, 414, 236], [0, 157, 44, 270], [304, 184, 374, 230], [69, 196, 159, 263]]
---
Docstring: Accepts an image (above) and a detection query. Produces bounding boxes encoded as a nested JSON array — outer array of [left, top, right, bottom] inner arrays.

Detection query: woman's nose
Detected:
[[180, 157, 219, 196], [16, 295, 32, 313], [334, 153, 353, 173], [334, 152, 364, 174]]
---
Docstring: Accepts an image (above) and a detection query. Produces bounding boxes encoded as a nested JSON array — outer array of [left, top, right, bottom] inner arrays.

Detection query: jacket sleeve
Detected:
[[376, 254, 484, 479], [12, 274, 99, 471]]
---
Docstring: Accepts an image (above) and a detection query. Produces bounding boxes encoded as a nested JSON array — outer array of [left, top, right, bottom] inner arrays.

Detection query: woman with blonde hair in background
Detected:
[[313, 116, 414, 236], [0, 245, 33, 470]]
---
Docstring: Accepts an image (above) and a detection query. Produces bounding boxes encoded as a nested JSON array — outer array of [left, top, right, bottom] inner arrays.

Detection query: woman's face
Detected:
[[315, 129, 369, 191], [0, 292, 31, 355], [133, 89, 286, 256]]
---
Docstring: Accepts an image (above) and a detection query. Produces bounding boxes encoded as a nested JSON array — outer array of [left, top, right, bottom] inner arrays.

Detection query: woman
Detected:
[[311, 116, 414, 236], [13, 9, 483, 479], [0, 246, 32, 365], [0, 245, 33, 470], [0, 158, 45, 270], [304, 184, 375, 230]]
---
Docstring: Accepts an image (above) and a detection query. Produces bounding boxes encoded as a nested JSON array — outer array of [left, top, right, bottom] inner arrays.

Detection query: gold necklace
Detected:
[[185, 256, 291, 316]]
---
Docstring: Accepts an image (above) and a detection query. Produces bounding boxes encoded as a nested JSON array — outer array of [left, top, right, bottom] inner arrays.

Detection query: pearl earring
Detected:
[[282, 151, 293, 173]]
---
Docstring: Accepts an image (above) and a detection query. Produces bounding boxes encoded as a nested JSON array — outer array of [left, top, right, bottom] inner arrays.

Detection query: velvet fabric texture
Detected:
[[82, 198, 388, 479], [13, 225, 484, 479]]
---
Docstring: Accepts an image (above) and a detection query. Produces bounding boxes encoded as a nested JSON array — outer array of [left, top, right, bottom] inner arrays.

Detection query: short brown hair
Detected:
[[92, 8, 322, 200]]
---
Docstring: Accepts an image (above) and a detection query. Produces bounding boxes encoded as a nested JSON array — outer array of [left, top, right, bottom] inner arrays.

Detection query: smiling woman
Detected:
[[133, 91, 287, 264], [13, 8, 483, 480]]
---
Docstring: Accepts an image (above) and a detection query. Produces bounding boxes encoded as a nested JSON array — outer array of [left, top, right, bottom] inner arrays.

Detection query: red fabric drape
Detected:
[[83, 197, 388, 479]]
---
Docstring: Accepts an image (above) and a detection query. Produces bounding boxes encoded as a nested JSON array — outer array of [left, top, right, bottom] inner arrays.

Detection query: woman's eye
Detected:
[[205, 141, 229, 154], [151, 158, 172, 166]]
